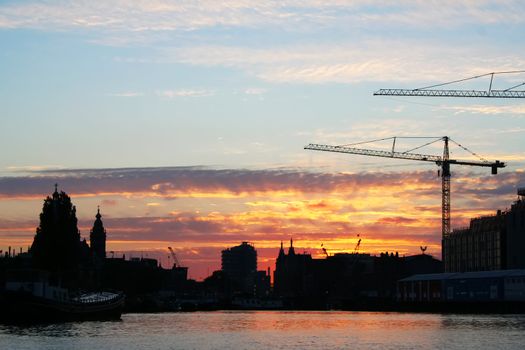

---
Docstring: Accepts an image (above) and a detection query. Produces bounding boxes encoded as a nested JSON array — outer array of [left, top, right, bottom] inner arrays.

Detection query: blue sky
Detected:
[[1, 1, 524, 172], [1, 1, 525, 277]]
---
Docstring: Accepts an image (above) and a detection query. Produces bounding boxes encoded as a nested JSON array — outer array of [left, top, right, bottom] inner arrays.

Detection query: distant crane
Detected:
[[374, 71, 525, 98], [321, 243, 329, 258], [353, 234, 361, 254], [305, 136, 505, 248], [167, 246, 183, 268]]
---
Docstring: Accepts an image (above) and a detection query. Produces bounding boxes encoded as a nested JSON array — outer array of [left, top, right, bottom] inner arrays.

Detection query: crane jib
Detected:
[[304, 144, 505, 170], [374, 89, 525, 98], [304, 144, 441, 162]]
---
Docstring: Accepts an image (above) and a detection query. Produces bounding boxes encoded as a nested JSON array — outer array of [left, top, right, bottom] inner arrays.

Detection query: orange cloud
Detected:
[[1, 166, 523, 280]]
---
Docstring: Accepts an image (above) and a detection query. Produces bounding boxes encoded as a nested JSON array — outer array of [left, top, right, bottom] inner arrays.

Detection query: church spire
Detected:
[[90, 206, 106, 258], [288, 237, 295, 256], [53, 183, 59, 199], [278, 240, 285, 259]]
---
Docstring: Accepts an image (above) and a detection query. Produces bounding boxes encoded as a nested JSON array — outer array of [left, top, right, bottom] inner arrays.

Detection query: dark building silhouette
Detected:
[[220, 242, 270, 296], [221, 242, 257, 293], [30, 185, 90, 271], [274, 239, 442, 308], [505, 189, 525, 268], [443, 188, 525, 272], [398, 269, 525, 306], [274, 239, 314, 299], [90, 207, 106, 258], [0, 186, 197, 312]]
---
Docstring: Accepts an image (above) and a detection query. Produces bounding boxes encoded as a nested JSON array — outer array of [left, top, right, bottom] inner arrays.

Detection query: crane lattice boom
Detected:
[[374, 89, 525, 98], [374, 71, 525, 98], [305, 143, 504, 171]]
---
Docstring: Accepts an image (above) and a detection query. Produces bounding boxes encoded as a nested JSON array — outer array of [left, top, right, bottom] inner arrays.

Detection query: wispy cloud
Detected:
[[0, 166, 522, 206], [244, 88, 267, 95], [6, 165, 64, 172], [1, 1, 523, 32], [169, 43, 525, 84], [2, 2, 524, 84], [495, 128, 525, 134], [438, 104, 525, 116], [106, 92, 144, 97], [156, 89, 215, 98]]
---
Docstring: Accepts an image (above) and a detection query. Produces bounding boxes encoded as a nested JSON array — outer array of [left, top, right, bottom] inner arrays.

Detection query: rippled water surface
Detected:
[[2, 311, 525, 349]]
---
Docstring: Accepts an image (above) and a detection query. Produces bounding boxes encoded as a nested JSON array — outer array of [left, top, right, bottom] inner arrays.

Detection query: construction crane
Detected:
[[321, 243, 329, 258], [374, 71, 525, 98], [167, 246, 182, 268], [353, 235, 361, 254], [304, 136, 505, 244]]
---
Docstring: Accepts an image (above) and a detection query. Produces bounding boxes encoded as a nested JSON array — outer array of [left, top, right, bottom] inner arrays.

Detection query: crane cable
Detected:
[[339, 136, 395, 147], [401, 137, 444, 154], [448, 138, 488, 163], [415, 70, 525, 91], [336, 136, 491, 163], [338, 136, 442, 148]]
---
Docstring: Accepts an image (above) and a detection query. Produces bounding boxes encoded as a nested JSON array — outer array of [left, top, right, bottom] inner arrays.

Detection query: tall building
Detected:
[[221, 242, 257, 293], [90, 207, 107, 258], [443, 187, 525, 272], [30, 185, 90, 270]]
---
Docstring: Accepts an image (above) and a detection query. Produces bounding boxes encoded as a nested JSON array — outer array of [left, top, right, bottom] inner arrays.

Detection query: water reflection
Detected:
[[1, 311, 525, 350], [440, 314, 525, 330], [0, 320, 122, 337]]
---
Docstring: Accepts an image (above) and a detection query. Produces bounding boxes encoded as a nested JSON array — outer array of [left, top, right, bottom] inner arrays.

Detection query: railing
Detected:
[[74, 292, 123, 304]]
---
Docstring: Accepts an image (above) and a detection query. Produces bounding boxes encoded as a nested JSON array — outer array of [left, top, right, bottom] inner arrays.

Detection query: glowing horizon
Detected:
[[1, 1, 525, 280], [0, 166, 523, 280]]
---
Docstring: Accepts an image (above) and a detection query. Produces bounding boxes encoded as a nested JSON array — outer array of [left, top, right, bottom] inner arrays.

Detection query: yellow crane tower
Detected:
[[305, 136, 505, 260]]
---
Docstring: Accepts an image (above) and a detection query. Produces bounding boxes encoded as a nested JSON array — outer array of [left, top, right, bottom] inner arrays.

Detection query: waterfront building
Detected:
[[221, 242, 258, 294], [443, 188, 525, 272], [505, 189, 525, 268], [398, 269, 525, 303], [274, 239, 442, 307]]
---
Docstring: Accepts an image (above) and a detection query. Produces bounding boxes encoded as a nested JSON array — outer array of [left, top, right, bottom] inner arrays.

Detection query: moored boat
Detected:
[[1, 269, 125, 322]]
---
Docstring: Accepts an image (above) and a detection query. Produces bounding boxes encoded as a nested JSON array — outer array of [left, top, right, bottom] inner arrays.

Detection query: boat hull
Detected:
[[0, 291, 125, 323]]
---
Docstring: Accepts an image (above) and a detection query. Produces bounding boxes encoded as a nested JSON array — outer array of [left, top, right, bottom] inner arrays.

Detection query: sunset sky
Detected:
[[1, 1, 525, 280]]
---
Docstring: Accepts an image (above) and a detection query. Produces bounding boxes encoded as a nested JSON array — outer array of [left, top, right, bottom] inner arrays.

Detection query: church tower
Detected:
[[90, 207, 106, 258], [277, 241, 285, 261], [288, 238, 295, 256], [31, 184, 87, 270]]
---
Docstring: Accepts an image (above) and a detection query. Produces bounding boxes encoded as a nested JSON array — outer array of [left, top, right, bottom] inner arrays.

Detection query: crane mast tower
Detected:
[[305, 137, 505, 247]]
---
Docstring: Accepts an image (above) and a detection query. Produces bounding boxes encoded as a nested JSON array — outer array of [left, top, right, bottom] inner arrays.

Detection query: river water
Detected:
[[1, 311, 525, 349]]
